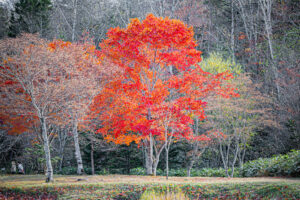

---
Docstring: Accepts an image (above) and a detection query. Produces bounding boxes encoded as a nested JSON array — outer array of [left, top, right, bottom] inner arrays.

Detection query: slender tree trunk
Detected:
[[58, 128, 66, 173], [73, 118, 84, 175], [224, 166, 229, 177], [238, 143, 246, 168], [71, 0, 77, 42], [159, 0, 165, 17], [187, 159, 194, 177], [91, 140, 94, 175], [187, 118, 200, 177], [149, 134, 153, 174], [145, 135, 153, 175], [219, 141, 230, 177], [187, 146, 205, 177], [41, 117, 53, 182], [152, 143, 165, 176], [59, 154, 64, 172], [146, 108, 154, 175], [142, 144, 145, 170], [231, 0, 235, 62], [144, 144, 150, 173], [165, 146, 169, 180], [164, 128, 169, 180], [259, 0, 280, 98], [230, 141, 240, 177], [152, 156, 160, 176]]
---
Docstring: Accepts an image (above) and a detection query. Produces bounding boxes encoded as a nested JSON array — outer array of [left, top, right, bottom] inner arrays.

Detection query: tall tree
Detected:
[[0, 34, 65, 182], [201, 53, 278, 177], [91, 14, 237, 176], [0, 34, 107, 181]]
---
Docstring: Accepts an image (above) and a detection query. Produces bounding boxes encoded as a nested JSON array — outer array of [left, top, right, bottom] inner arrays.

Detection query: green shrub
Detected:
[[167, 169, 186, 177], [189, 167, 240, 177], [58, 167, 126, 175], [241, 150, 300, 177], [156, 169, 164, 176], [58, 167, 77, 175], [129, 167, 241, 177], [130, 167, 146, 175], [96, 169, 110, 175], [129, 168, 164, 176], [109, 168, 124, 174]]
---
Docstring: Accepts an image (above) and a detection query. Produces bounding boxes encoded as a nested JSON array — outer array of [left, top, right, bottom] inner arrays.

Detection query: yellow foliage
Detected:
[[140, 188, 189, 200], [201, 52, 242, 75]]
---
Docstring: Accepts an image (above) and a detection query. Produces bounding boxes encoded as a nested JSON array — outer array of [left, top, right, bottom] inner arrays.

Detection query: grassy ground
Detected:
[[0, 175, 300, 199], [1, 174, 300, 187]]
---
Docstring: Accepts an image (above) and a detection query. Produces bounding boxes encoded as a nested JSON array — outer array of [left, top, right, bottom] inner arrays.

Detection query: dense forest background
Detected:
[[0, 0, 299, 176]]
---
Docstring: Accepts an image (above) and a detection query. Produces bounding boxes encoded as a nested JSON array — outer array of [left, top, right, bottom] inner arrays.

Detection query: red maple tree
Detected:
[[90, 14, 238, 176]]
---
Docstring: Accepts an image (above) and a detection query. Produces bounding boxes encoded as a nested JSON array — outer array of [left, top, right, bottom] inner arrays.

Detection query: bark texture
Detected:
[[73, 118, 84, 175], [41, 117, 53, 182]]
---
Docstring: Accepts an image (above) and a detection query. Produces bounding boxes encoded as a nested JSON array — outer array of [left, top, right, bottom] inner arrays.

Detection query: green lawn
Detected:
[[1, 175, 300, 199]]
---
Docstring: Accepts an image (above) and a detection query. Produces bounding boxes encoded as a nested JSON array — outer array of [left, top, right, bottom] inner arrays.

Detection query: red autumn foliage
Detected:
[[90, 14, 238, 145]]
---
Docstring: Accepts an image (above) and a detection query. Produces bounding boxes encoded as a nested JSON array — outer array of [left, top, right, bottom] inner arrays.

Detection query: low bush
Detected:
[[241, 150, 300, 177], [129, 150, 299, 178], [57, 167, 110, 175], [191, 168, 225, 177], [130, 167, 146, 175], [58, 167, 77, 175], [96, 168, 110, 175], [168, 169, 187, 177], [56, 150, 299, 177], [190, 167, 241, 177], [129, 167, 240, 177]]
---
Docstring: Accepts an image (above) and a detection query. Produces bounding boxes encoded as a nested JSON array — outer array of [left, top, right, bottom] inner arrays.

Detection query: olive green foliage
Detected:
[[24, 143, 60, 174], [56, 166, 240, 177], [241, 150, 300, 177], [129, 151, 299, 178], [130, 167, 147, 175], [189, 168, 240, 177], [129, 167, 240, 177], [57, 167, 78, 175]]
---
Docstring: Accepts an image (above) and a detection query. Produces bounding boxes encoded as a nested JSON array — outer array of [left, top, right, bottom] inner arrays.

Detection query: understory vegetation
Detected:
[[1, 182, 299, 200], [129, 150, 300, 177]]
